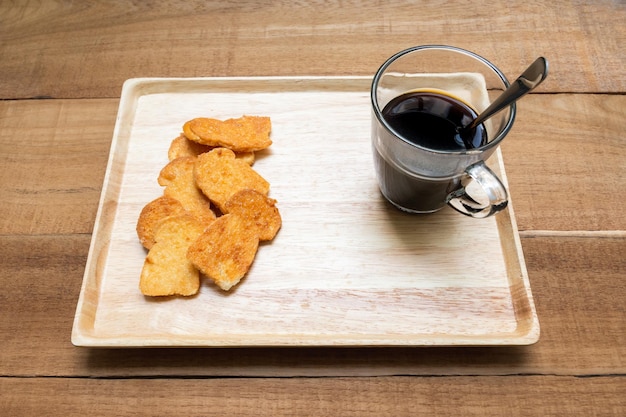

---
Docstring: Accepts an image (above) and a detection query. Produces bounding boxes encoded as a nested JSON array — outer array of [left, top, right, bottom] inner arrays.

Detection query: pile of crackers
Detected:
[[136, 115, 281, 295]]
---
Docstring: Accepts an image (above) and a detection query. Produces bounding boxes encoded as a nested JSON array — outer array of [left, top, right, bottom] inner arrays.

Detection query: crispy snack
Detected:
[[183, 115, 272, 152], [137, 115, 277, 296], [194, 148, 270, 213], [168, 134, 255, 165], [168, 134, 212, 161], [136, 196, 188, 249], [234, 150, 256, 166], [224, 189, 281, 241], [187, 214, 260, 291], [140, 215, 205, 296], [158, 156, 217, 225]]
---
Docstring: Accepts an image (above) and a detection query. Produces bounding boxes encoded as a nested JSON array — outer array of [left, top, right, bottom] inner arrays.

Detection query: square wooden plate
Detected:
[[71, 76, 539, 347]]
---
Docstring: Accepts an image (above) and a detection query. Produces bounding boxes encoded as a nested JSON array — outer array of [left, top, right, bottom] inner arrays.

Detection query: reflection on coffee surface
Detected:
[[381, 89, 486, 151]]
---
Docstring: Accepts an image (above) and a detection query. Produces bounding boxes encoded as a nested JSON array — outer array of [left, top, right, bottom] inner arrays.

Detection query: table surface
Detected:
[[1, 1, 624, 415]]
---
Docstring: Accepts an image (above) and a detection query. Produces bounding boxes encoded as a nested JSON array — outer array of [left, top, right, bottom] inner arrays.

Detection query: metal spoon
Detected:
[[463, 57, 549, 132]]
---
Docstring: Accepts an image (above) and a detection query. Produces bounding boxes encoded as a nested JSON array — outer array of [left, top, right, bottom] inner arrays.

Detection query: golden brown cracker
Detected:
[[234, 150, 256, 166], [169, 134, 256, 165], [136, 196, 188, 249], [194, 148, 270, 213], [224, 189, 281, 241], [168, 134, 212, 161], [139, 215, 205, 296], [137, 115, 277, 296], [182, 120, 201, 142], [187, 214, 260, 291], [158, 156, 217, 225], [183, 115, 272, 152]]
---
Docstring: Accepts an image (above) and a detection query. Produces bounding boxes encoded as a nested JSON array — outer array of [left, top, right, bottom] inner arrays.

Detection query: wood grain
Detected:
[[0, 1, 624, 99], [0, 99, 118, 235], [0, 0, 624, 414], [1, 236, 623, 377], [68, 77, 536, 347], [2, 376, 624, 416], [502, 94, 626, 232], [1, 95, 623, 237]]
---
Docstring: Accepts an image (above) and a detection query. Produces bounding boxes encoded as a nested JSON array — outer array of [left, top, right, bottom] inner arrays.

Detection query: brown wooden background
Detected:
[[1, 1, 624, 415]]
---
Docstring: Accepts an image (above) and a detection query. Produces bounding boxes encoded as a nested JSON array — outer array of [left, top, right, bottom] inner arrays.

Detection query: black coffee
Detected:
[[381, 90, 486, 151], [374, 90, 486, 213]]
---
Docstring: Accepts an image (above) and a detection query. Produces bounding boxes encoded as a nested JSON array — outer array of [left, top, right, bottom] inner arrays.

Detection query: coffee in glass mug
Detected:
[[371, 45, 515, 218]]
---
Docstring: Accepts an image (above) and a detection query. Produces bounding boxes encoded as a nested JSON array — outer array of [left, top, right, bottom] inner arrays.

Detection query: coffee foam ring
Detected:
[[377, 72, 496, 140]]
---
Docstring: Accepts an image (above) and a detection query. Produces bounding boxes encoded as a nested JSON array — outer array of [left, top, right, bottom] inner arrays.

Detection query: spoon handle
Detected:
[[466, 57, 549, 130]]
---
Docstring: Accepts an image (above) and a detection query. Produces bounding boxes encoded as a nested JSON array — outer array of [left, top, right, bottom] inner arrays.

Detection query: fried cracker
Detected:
[[183, 115, 272, 152], [158, 156, 217, 225], [168, 134, 255, 165], [187, 214, 260, 291], [136, 196, 188, 249], [224, 189, 281, 241], [234, 150, 256, 166], [194, 148, 270, 213], [140, 215, 205, 296], [168, 134, 212, 161]]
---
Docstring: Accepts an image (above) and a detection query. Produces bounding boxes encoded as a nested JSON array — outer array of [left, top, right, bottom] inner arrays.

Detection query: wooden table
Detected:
[[1, 1, 624, 415]]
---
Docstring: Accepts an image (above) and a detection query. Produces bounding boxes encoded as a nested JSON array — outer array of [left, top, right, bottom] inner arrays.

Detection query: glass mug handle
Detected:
[[446, 161, 508, 218]]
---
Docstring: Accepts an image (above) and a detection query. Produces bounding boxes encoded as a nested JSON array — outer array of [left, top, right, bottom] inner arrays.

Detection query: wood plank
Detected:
[[1, 94, 624, 236], [0, 99, 117, 235], [1, 376, 624, 416], [1, 235, 623, 377], [502, 93, 626, 232], [1, 1, 624, 98], [519, 235, 626, 374]]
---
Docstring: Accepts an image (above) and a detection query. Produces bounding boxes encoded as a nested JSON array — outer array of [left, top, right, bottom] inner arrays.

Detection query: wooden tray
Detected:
[[71, 76, 539, 347]]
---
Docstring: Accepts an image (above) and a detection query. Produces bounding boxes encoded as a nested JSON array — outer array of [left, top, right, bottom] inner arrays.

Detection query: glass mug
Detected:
[[371, 45, 516, 218]]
